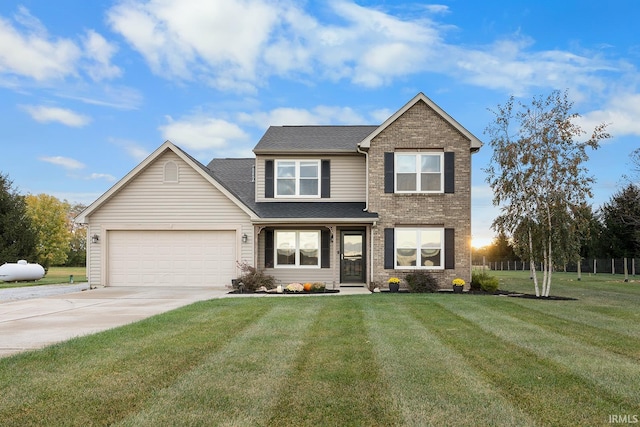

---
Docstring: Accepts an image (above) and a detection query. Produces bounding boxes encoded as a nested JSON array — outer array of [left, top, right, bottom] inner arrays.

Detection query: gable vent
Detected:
[[164, 161, 179, 183]]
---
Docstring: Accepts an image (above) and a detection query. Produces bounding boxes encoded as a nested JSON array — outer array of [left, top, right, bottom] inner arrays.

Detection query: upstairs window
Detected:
[[276, 160, 320, 197], [395, 153, 443, 193]]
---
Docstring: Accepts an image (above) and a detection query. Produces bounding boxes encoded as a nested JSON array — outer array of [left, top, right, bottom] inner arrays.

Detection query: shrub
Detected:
[[471, 270, 499, 293], [405, 271, 440, 293], [312, 282, 326, 292], [235, 262, 276, 292], [480, 276, 499, 293]]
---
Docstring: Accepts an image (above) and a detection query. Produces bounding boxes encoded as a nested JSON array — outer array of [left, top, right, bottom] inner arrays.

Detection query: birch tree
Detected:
[[484, 90, 610, 296]]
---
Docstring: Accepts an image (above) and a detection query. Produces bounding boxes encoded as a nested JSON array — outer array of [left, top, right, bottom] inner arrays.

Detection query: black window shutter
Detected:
[[444, 152, 455, 194], [384, 228, 394, 269], [321, 160, 330, 198], [444, 228, 455, 269], [321, 229, 330, 268], [265, 160, 274, 198], [265, 229, 274, 268], [384, 152, 394, 193]]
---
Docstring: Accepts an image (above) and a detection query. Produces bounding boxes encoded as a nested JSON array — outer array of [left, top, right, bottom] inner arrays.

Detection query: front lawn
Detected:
[[1, 272, 638, 426], [0, 266, 86, 288]]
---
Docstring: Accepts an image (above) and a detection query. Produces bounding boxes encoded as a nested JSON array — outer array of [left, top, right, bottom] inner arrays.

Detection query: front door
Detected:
[[340, 230, 365, 283]]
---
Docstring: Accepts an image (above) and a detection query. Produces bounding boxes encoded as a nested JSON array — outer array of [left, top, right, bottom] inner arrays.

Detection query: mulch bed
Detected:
[[463, 289, 577, 300], [379, 289, 577, 300], [228, 289, 340, 295]]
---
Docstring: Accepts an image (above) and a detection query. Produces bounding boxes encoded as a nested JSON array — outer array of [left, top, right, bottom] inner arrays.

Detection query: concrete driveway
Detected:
[[0, 285, 229, 358], [0, 284, 370, 358]]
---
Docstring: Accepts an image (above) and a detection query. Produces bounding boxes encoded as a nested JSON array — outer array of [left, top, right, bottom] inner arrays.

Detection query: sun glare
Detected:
[[471, 237, 492, 249]]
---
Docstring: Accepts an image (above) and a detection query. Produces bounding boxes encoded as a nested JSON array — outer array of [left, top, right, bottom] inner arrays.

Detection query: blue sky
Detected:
[[1, 1, 638, 247]]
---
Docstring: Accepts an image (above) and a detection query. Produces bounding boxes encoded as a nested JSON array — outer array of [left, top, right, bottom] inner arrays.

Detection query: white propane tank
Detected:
[[0, 260, 46, 282]]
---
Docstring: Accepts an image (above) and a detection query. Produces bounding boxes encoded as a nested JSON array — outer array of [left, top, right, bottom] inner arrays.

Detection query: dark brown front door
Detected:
[[340, 230, 365, 283]]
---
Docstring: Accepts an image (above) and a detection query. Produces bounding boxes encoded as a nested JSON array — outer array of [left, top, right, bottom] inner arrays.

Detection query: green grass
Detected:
[[0, 266, 86, 288], [1, 271, 639, 426]]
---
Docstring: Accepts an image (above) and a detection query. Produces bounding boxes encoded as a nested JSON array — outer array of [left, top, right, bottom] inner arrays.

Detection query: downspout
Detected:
[[357, 144, 375, 284], [356, 144, 369, 211]]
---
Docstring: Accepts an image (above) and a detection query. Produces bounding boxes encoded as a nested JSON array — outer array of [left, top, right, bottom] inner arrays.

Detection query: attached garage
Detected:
[[107, 230, 237, 287]]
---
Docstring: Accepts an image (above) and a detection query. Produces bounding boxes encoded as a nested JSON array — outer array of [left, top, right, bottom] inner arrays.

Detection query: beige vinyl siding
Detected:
[[255, 155, 366, 202], [86, 151, 253, 287]]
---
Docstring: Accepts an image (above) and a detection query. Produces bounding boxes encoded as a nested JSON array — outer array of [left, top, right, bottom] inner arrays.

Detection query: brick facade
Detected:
[[367, 100, 473, 289]]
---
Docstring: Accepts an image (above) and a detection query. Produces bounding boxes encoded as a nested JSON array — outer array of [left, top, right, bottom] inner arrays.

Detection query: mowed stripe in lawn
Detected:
[[427, 296, 639, 425], [508, 285, 640, 341], [482, 296, 640, 359], [267, 297, 401, 426], [363, 298, 535, 426], [117, 299, 323, 426], [0, 299, 270, 426]]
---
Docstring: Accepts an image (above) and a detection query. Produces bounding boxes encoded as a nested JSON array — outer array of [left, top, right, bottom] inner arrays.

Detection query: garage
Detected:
[[107, 230, 237, 286]]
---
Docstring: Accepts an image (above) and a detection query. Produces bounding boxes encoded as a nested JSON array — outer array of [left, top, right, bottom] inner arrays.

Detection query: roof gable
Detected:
[[358, 92, 483, 152], [75, 141, 256, 223]]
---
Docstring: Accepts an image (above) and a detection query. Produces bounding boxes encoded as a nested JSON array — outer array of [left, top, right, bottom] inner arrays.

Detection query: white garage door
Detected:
[[108, 230, 236, 286]]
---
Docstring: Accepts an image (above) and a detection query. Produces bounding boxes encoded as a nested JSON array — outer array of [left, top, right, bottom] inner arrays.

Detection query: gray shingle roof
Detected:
[[206, 158, 378, 220], [253, 125, 378, 154]]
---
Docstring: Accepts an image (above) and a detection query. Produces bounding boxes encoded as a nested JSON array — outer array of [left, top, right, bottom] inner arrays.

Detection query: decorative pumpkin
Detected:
[[303, 282, 313, 292]]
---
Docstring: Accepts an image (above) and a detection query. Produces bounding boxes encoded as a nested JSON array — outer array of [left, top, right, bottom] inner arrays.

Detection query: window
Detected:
[[395, 228, 443, 269], [395, 153, 443, 193], [276, 160, 320, 197], [163, 161, 178, 183], [275, 230, 320, 267]]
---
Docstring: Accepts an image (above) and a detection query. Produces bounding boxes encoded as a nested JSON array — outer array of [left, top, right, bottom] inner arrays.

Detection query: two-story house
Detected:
[[76, 93, 482, 290]]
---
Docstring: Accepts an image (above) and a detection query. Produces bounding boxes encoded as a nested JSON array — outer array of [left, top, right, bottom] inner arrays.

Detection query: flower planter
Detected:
[[389, 282, 400, 292], [453, 285, 463, 293]]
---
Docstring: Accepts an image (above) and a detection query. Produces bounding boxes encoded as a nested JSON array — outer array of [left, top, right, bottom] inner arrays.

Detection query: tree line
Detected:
[[474, 179, 640, 263], [0, 173, 86, 269]]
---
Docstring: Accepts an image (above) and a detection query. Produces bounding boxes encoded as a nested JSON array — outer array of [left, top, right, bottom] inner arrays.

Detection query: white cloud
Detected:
[[0, 7, 121, 85], [39, 156, 85, 170], [86, 173, 116, 182], [423, 5, 450, 14], [58, 84, 143, 110], [107, 0, 278, 89], [370, 108, 392, 123], [21, 105, 91, 127], [109, 137, 151, 161], [0, 8, 80, 81], [239, 105, 367, 128], [577, 92, 640, 138], [106, 0, 626, 98], [159, 114, 250, 152], [82, 30, 122, 81]]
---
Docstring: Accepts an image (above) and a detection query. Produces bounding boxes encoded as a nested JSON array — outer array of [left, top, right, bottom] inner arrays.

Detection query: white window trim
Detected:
[[274, 230, 321, 268], [394, 152, 444, 193], [395, 227, 444, 270], [275, 159, 321, 198]]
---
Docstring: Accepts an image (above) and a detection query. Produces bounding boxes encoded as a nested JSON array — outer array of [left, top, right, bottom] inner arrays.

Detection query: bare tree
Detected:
[[484, 90, 610, 296], [624, 147, 640, 185]]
